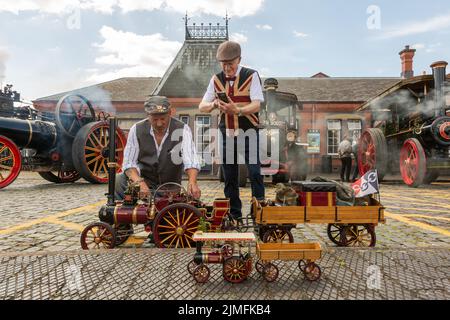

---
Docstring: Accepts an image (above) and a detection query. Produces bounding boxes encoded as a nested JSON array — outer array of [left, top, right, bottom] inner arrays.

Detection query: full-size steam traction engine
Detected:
[[0, 90, 126, 189], [80, 117, 233, 249], [358, 61, 450, 187]]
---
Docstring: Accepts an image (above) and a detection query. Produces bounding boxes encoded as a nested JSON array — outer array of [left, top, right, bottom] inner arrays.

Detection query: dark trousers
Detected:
[[340, 157, 352, 182], [352, 156, 359, 181], [221, 130, 265, 219]]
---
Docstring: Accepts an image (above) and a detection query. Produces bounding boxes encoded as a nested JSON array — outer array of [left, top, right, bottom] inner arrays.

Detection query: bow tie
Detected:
[[225, 76, 236, 82]]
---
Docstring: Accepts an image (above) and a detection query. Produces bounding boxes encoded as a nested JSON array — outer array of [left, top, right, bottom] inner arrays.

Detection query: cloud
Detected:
[[230, 32, 248, 44], [256, 24, 272, 30], [381, 13, 450, 39], [293, 30, 309, 38], [0, 0, 264, 17], [411, 42, 442, 53], [0, 47, 9, 82], [87, 26, 182, 83]]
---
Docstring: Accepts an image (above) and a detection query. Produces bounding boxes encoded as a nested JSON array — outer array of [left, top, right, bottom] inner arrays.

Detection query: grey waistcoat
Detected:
[[135, 118, 185, 186]]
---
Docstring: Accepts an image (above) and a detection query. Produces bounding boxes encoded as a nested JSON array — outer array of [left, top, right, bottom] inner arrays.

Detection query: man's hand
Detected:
[[187, 182, 201, 200], [139, 181, 151, 196], [218, 98, 239, 115]]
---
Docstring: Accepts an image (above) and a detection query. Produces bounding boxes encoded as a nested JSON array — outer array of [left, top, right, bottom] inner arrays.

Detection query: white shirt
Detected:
[[122, 120, 201, 174], [202, 66, 265, 103]]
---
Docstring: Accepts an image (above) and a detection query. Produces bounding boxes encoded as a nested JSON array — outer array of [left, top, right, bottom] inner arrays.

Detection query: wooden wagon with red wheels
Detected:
[[188, 232, 255, 284], [252, 194, 385, 247], [0, 91, 125, 189], [357, 60, 450, 187], [255, 242, 322, 282]]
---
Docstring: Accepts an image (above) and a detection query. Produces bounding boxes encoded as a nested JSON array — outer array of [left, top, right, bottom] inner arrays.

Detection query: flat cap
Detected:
[[144, 96, 171, 114], [216, 41, 241, 62]]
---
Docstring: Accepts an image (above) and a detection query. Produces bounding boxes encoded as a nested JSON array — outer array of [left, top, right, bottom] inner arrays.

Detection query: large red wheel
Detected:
[[152, 203, 201, 248], [358, 128, 387, 180], [399, 138, 426, 187], [223, 257, 249, 283], [0, 136, 21, 189], [72, 121, 126, 184]]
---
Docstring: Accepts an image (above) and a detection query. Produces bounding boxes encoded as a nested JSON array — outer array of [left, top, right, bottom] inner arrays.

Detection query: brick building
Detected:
[[34, 19, 408, 176]]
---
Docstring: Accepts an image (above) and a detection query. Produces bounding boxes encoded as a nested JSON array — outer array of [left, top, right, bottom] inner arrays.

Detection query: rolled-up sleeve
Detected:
[[122, 124, 140, 174], [201, 77, 216, 103], [250, 72, 264, 102], [181, 124, 201, 172]]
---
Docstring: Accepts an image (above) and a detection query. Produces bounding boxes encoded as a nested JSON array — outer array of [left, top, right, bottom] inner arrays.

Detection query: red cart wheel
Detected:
[[188, 260, 199, 275], [399, 138, 426, 187], [80, 222, 116, 250], [221, 244, 233, 258], [72, 121, 126, 184], [255, 260, 266, 274], [0, 136, 21, 189], [358, 128, 387, 180], [153, 203, 201, 248], [262, 228, 294, 243], [303, 262, 321, 281], [262, 263, 279, 282], [223, 257, 249, 283], [193, 264, 210, 283]]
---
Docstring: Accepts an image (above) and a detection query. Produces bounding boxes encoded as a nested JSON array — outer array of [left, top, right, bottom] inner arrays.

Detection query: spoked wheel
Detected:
[[262, 228, 294, 243], [113, 224, 134, 246], [188, 260, 199, 275], [80, 222, 116, 250], [399, 138, 427, 187], [327, 224, 350, 246], [255, 260, 266, 274], [153, 182, 189, 212], [298, 260, 307, 272], [38, 170, 81, 184], [0, 136, 21, 189], [223, 257, 249, 283], [55, 94, 96, 137], [262, 263, 279, 282], [303, 262, 321, 282], [152, 203, 201, 248], [358, 128, 387, 181], [345, 224, 376, 247], [221, 244, 234, 258], [72, 121, 126, 184], [193, 264, 210, 283]]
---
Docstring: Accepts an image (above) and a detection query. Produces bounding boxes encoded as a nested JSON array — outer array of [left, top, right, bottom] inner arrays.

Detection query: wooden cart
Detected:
[[256, 242, 322, 282], [252, 196, 385, 247]]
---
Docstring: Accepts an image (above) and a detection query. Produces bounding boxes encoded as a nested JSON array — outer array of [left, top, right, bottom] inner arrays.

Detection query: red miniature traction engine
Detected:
[[80, 117, 235, 250]]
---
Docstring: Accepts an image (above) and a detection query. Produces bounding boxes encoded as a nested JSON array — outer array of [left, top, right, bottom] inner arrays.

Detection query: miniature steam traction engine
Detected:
[[0, 88, 126, 188], [358, 60, 450, 187]]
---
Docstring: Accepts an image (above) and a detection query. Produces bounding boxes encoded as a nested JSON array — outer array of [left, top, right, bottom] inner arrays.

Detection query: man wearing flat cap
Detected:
[[116, 96, 201, 200], [199, 40, 265, 221]]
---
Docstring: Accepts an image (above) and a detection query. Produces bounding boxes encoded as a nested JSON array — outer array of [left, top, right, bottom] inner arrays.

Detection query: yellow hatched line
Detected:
[[399, 214, 450, 222], [384, 211, 450, 237], [45, 218, 85, 232], [123, 236, 147, 245], [387, 206, 450, 214], [0, 201, 104, 235], [382, 195, 450, 208]]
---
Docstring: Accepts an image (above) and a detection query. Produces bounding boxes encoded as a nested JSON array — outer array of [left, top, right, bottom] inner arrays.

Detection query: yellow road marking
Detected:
[[384, 211, 450, 237], [46, 218, 85, 232], [387, 206, 450, 215], [0, 201, 104, 235], [399, 214, 450, 222], [123, 236, 147, 245], [382, 195, 450, 208]]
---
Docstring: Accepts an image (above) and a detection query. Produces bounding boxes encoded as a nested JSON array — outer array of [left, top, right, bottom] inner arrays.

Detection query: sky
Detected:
[[0, 0, 449, 101]]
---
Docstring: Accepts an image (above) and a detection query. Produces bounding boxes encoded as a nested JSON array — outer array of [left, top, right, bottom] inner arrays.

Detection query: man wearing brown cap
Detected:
[[116, 96, 201, 200], [199, 41, 265, 221]]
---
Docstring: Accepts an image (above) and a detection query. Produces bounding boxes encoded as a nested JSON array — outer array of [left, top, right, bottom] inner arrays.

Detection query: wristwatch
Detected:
[[238, 107, 243, 117]]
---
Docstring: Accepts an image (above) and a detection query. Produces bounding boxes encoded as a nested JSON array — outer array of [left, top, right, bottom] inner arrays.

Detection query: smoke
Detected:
[[68, 85, 116, 116], [0, 48, 9, 84]]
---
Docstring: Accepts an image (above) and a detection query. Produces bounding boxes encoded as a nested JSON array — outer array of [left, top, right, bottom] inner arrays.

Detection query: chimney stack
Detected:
[[399, 45, 416, 79], [430, 60, 448, 117]]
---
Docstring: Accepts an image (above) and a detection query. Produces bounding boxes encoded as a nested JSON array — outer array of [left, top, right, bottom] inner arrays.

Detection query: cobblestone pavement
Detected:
[[0, 172, 449, 299]]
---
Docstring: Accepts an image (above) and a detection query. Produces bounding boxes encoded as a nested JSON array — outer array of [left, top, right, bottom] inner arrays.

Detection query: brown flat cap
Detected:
[[144, 96, 171, 114], [216, 41, 241, 62]]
